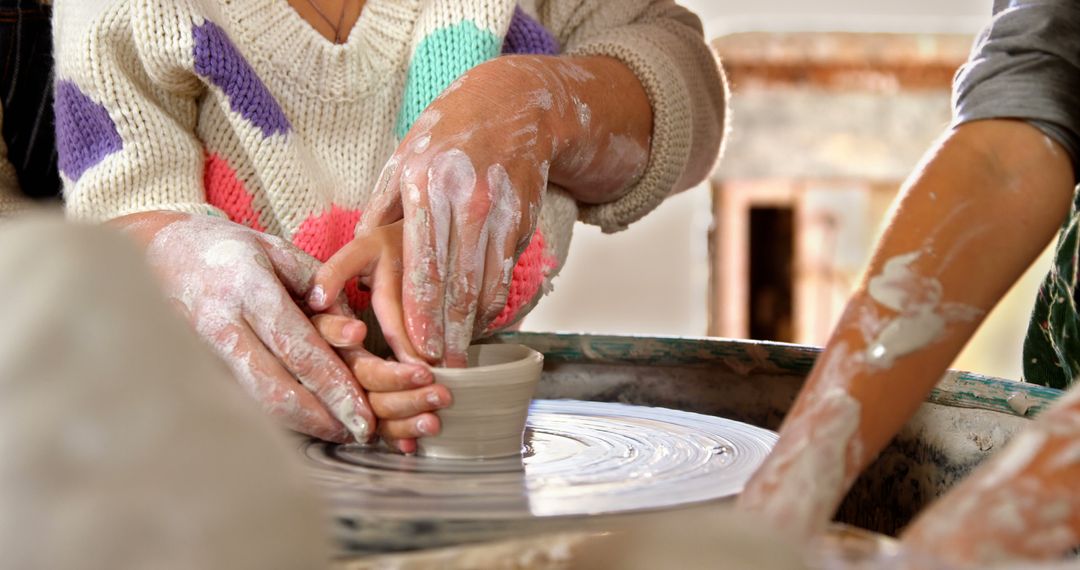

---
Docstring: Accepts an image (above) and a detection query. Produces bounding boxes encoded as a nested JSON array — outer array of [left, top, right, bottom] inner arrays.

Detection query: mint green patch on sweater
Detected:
[[395, 20, 501, 138]]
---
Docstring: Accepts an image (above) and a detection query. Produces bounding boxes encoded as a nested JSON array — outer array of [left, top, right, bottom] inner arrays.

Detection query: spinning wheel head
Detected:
[[302, 400, 778, 553]]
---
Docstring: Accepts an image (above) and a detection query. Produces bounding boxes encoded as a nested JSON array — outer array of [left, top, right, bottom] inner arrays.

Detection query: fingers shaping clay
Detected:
[[419, 344, 544, 459]]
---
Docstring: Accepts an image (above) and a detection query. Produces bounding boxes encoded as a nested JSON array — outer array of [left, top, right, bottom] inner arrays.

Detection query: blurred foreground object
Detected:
[[0, 216, 328, 569], [570, 507, 807, 570]]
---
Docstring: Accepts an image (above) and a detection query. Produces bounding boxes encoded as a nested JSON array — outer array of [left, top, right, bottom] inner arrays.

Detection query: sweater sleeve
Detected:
[[0, 108, 29, 218], [535, 0, 727, 233], [53, 0, 219, 222]]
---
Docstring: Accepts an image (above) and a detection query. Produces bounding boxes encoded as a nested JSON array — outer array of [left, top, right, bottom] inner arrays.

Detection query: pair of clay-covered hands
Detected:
[[132, 79, 545, 452]]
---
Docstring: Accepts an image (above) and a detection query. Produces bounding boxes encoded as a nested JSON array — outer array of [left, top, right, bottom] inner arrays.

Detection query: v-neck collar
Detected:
[[223, 0, 423, 100], [283, 0, 367, 48]]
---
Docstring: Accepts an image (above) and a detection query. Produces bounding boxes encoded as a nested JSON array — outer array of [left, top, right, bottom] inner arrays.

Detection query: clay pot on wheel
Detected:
[[418, 344, 544, 459]]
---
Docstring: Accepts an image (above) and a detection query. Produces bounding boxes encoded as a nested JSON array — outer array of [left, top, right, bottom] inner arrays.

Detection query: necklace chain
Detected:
[[302, 0, 351, 43]]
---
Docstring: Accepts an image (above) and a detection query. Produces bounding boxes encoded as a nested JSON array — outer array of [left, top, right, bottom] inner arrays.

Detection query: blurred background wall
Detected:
[[522, 0, 1052, 382]]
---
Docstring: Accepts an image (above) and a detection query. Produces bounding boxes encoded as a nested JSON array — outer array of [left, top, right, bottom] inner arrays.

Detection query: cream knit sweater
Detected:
[[54, 0, 725, 325]]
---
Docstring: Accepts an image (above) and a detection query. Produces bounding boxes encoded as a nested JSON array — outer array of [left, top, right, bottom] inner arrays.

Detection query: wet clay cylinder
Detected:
[[419, 344, 544, 459]]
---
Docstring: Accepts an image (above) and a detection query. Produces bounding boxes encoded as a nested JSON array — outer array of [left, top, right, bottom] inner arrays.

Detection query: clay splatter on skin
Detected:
[[605, 133, 648, 179], [203, 239, 248, 267], [412, 109, 442, 135], [436, 75, 469, 101], [934, 222, 992, 272], [404, 194, 440, 310], [739, 387, 861, 538], [746, 249, 980, 534], [432, 56, 646, 213], [422, 149, 481, 360], [527, 89, 554, 111], [426, 150, 476, 275], [574, 98, 591, 129], [509, 124, 539, 148], [557, 131, 647, 198], [362, 155, 403, 229], [412, 134, 431, 153], [506, 58, 574, 116], [527, 161, 549, 239], [864, 251, 982, 368], [482, 163, 523, 328], [555, 60, 596, 83], [737, 342, 864, 540], [559, 140, 598, 179], [146, 216, 369, 443]]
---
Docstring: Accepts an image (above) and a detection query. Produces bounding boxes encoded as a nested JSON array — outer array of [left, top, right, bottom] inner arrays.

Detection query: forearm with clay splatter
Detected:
[[737, 120, 1076, 541], [499, 55, 653, 205]]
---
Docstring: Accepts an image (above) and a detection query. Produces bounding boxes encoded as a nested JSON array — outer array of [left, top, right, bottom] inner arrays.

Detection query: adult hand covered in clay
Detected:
[[314, 55, 652, 367], [112, 211, 379, 443]]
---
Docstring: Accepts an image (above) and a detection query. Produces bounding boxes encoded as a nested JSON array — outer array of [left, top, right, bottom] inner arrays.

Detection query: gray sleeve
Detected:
[[953, 0, 1080, 177]]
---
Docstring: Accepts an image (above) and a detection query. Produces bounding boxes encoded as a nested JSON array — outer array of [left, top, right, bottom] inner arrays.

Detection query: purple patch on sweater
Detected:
[[192, 20, 290, 137], [54, 80, 124, 181], [502, 6, 559, 55]]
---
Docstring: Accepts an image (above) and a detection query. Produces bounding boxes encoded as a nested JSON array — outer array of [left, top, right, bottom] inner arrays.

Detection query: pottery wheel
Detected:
[[300, 400, 778, 553]]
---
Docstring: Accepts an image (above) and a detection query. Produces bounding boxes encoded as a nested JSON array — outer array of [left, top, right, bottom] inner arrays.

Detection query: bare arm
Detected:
[[736, 119, 1075, 540]]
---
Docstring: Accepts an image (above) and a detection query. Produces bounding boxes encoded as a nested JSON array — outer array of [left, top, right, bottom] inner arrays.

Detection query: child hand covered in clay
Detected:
[[738, 1, 1080, 566], [310, 220, 454, 454], [54, 0, 725, 446]]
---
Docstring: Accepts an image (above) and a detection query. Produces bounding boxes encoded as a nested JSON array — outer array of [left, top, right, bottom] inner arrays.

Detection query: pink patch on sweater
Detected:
[[204, 153, 265, 232], [293, 205, 370, 311], [488, 230, 556, 331], [293, 205, 362, 262]]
